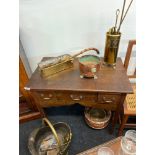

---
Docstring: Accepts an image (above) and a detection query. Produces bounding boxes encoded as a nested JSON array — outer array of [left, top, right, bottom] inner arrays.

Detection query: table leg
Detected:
[[110, 94, 126, 134], [118, 115, 129, 136], [31, 92, 46, 117]]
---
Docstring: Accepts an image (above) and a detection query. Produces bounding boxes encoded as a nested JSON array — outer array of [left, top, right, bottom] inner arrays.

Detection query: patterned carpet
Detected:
[[19, 104, 120, 155]]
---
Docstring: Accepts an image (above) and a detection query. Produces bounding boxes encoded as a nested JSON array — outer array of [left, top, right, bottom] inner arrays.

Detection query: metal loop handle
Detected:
[[42, 118, 61, 148], [72, 47, 100, 58], [70, 94, 83, 101], [102, 97, 115, 103]]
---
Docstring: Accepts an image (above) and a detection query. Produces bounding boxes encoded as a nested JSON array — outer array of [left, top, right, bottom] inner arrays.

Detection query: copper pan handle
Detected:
[[72, 47, 100, 58]]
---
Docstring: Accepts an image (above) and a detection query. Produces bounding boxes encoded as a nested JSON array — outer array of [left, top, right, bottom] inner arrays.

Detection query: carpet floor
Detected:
[[19, 104, 122, 155]]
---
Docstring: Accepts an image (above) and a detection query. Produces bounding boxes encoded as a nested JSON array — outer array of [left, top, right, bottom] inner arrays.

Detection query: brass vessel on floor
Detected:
[[28, 118, 72, 155]]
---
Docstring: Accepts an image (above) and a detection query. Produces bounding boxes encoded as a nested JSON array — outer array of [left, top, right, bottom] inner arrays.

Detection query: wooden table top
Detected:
[[76, 136, 122, 155], [26, 57, 133, 93]]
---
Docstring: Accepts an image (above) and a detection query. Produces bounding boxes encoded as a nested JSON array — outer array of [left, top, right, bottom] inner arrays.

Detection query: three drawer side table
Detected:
[[25, 57, 133, 133]]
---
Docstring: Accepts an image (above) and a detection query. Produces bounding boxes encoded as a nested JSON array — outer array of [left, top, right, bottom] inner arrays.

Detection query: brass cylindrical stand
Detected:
[[103, 32, 121, 67]]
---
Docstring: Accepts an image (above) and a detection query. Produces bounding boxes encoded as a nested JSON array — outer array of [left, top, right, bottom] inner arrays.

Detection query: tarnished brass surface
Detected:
[[38, 48, 100, 78], [40, 59, 74, 78], [38, 54, 72, 69], [103, 32, 121, 66], [84, 108, 111, 129], [28, 118, 72, 155], [42, 118, 61, 148]]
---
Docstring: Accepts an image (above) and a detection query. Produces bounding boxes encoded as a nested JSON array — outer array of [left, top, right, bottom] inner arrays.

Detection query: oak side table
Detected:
[[25, 57, 133, 133]]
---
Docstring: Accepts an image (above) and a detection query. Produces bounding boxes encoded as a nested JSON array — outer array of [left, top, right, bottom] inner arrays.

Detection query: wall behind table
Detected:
[[19, 0, 136, 72]]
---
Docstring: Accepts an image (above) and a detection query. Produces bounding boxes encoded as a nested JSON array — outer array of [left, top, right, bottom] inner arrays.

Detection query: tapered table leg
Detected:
[[118, 115, 129, 136], [110, 94, 126, 134]]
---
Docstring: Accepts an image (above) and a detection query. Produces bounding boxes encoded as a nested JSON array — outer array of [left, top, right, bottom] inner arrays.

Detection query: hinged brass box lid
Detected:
[[40, 58, 74, 78]]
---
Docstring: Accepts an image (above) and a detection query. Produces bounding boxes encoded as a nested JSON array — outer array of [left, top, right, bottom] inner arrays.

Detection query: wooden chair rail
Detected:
[[124, 40, 136, 78]]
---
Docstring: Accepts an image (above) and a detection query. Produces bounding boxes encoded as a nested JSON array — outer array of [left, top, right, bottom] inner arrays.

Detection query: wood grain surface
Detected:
[[26, 57, 132, 94]]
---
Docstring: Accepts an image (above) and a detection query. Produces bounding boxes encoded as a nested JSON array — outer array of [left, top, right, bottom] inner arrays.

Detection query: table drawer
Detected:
[[34, 91, 121, 109], [95, 102, 117, 110], [35, 91, 58, 107], [56, 91, 98, 103], [98, 93, 121, 104], [36, 91, 57, 101]]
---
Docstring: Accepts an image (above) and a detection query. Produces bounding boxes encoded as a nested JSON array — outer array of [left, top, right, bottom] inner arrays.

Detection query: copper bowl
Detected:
[[79, 55, 101, 79], [84, 108, 111, 129]]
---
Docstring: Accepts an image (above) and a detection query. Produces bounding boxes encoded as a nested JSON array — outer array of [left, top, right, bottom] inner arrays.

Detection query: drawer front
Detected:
[[95, 102, 117, 110], [98, 93, 121, 105], [35, 91, 98, 107], [56, 91, 98, 103], [37, 91, 57, 101], [34, 91, 121, 110], [35, 91, 58, 107]]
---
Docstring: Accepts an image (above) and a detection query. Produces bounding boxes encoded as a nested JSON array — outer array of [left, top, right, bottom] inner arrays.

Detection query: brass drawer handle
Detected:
[[102, 97, 115, 103], [41, 93, 53, 99], [43, 97, 51, 100], [70, 94, 83, 101]]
